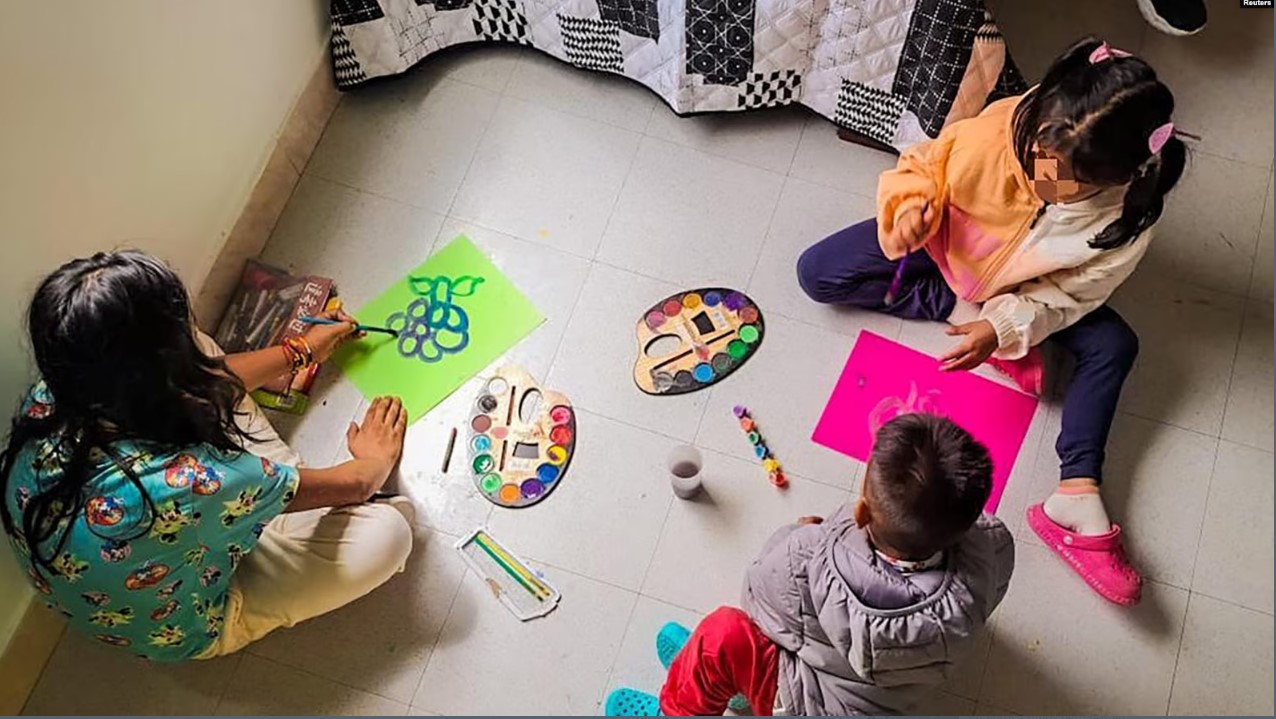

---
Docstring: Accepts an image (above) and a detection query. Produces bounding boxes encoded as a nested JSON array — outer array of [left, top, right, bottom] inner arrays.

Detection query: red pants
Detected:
[[659, 606, 780, 716]]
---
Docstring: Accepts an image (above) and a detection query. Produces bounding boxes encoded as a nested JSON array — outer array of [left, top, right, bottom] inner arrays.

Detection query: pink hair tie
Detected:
[[1148, 122, 1175, 154], [1088, 42, 1133, 64]]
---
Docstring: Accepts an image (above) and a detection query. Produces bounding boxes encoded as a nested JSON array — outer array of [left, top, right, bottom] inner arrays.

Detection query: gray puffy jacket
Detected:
[[742, 506, 1014, 716]]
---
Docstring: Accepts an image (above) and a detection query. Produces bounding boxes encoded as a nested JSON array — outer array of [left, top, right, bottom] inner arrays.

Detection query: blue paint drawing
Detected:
[[385, 275, 486, 363]]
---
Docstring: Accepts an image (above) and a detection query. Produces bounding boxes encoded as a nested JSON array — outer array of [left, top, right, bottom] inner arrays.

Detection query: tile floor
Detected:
[[25, 2, 1275, 715]]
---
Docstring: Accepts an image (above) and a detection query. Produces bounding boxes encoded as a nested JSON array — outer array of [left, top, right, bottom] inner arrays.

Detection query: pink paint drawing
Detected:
[[811, 331, 1039, 512]]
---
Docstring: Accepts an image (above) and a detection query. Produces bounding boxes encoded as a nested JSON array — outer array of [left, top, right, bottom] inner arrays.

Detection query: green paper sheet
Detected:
[[333, 236, 543, 421]]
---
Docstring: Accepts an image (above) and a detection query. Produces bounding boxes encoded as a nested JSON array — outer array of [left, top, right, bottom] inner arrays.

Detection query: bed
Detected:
[[329, 0, 1024, 151]]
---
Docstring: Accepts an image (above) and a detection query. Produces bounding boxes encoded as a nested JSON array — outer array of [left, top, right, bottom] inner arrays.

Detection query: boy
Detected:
[[608, 414, 1015, 716]]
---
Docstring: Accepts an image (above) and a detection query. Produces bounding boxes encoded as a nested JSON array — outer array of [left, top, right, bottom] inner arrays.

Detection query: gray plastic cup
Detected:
[[668, 445, 703, 499]]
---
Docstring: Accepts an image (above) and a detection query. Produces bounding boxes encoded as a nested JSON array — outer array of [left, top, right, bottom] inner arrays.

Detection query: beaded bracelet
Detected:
[[295, 336, 315, 365], [288, 336, 314, 368], [281, 336, 314, 371], [280, 342, 303, 372]]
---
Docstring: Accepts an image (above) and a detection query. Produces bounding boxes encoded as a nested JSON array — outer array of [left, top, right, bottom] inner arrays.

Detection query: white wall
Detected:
[[0, 1, 329, 651]]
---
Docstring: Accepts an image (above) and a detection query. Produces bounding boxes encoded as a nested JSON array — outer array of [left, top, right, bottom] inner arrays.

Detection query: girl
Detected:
[[2, 251, 414, 660], [796, 37, 1187, 607]]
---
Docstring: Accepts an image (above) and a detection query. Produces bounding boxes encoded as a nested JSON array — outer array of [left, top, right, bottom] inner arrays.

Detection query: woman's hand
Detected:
[[884, 202, 935, 259], [797, 516, 824, 526], [287, 398, 408, 511], [303, 309, 359, 363], [940, 320, 999, 371], [346, 396, 408, 493]]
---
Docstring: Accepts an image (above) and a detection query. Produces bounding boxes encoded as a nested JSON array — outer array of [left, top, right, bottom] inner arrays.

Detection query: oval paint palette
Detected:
[[633, 288, 765, 395], [468, 365, 577, 509]]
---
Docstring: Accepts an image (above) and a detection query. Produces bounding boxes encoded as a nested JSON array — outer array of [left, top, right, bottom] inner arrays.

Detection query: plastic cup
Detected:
[[668, 445, 704, 499]]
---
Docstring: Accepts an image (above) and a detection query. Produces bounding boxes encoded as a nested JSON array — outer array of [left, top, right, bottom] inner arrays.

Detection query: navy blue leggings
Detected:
[[796, 218, 1138, 482]]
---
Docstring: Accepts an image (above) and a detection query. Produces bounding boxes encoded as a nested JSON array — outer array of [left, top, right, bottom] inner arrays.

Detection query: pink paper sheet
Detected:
[[811, 331, 1039, 512]]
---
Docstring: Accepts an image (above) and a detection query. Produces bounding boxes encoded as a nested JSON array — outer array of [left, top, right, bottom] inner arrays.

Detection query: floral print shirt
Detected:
[[3, 383, 299, 661]]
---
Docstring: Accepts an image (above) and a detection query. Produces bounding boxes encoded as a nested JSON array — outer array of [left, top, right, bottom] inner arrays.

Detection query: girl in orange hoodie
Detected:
[[797, 37, 1187, 607]]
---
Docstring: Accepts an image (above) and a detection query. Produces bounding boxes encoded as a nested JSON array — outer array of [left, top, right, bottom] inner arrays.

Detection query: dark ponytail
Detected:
[[1092, 135, 1186, 249], [1013, 36, 1187, 250]]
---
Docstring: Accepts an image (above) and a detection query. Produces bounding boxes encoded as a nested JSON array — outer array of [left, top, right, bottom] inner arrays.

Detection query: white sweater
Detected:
[[974, 185, 1151, 359]]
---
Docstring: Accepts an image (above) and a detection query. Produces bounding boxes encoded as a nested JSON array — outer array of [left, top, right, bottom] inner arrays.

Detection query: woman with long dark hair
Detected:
[[2, 251, 413, 660]]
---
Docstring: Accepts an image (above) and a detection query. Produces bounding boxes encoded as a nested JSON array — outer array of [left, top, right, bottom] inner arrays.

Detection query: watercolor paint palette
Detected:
[[633, 288, 765, 395], [468, 365, 576, 508]]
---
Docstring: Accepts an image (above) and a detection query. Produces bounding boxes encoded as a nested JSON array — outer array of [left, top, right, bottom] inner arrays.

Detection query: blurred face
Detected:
[[1029, 146, 1101, 204]]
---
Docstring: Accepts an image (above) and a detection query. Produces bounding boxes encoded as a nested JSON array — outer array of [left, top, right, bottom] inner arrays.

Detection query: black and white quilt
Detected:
[[329, 0, 1024, 150]]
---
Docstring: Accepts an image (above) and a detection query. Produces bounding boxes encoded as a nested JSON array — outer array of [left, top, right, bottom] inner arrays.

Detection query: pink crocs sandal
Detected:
[[1026, 503, 1142, 606], [988, 348, 1045, 396]]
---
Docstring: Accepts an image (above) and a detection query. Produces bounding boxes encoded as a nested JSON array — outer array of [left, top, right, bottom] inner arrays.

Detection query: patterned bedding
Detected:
[[330, 0, 1025, 150]]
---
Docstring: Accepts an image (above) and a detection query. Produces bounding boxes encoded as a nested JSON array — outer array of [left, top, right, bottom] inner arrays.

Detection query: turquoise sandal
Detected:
[[656, 621, 690, 668], [605, 688, 661, 716]]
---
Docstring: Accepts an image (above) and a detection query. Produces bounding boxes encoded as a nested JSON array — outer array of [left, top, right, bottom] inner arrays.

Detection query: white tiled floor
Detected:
[[27, 3, 1274, 715]]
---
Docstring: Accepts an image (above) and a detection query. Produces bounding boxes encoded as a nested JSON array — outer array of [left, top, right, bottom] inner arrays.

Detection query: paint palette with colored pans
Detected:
[[633, 288, 765, 395], [468, 365, 576, 508]]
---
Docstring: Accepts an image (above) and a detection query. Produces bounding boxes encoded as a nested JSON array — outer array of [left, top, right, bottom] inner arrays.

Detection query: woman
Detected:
[[2, 250, 413, 660]]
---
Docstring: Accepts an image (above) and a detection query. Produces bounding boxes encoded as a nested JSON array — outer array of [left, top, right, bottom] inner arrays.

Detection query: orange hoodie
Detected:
[[876, 95, 1042, 303], [875, 94, 1153, 361]]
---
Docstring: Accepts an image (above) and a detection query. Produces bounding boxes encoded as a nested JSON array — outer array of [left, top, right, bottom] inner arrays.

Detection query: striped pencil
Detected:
[[472, 534, 546, 601], [475, 532, 551, 598]]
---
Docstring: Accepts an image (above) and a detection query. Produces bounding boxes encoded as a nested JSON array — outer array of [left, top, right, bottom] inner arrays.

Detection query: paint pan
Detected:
[[467, 366, 577, 509], [632, 287, 765, 396]]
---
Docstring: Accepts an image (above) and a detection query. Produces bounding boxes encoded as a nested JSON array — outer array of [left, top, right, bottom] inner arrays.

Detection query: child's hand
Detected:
[[303, 309, 358, 363], [797, 516, 824, 525], [940, 320, 998, 371], [886, 202, 935, 258]]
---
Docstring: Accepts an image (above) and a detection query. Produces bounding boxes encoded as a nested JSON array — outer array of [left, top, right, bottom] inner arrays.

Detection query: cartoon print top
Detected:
[[2, 383, 299, 661]]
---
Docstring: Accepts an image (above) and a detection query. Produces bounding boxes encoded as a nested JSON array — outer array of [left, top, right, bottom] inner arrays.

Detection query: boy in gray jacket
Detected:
[[608, 414, 1015, 716]]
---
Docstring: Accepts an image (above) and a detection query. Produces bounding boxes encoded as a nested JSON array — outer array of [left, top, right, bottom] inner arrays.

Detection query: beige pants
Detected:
[[194, 333, 414, 658]]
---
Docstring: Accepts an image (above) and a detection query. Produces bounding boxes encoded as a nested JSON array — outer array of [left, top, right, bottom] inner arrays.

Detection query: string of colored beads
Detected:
[[732, 404, 787, 487]]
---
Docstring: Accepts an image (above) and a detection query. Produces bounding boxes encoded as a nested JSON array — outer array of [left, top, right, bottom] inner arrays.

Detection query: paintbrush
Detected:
[[883, 251, 909, 306], [298, 315, 400, 337], [883, 201, 929, 307]]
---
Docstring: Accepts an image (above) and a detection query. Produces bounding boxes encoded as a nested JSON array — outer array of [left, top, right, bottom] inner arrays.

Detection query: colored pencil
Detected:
[[297, 315, 399, 337], [472, 535, 545, 601], [441, 427, 458, 473], [477, 532, 546, 587], [476, 532, 550, 596]]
